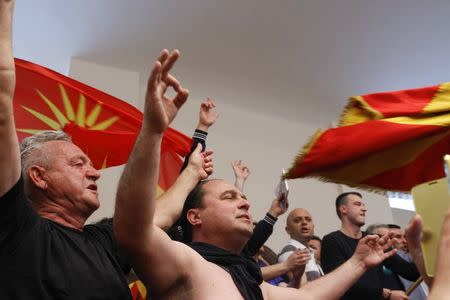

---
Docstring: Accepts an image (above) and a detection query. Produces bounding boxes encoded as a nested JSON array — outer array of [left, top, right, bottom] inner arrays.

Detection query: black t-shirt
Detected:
[[0, 178, 132, 300], [321, 230, 419, 300]]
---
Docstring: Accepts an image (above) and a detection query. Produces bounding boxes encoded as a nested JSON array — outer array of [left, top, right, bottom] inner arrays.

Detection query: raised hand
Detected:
[[232, 160, 250, 192], [197, 97, 219, 131], [186, 143, 214, 181], [268, 195, 289, 218], [352, 234, 397, 269], [232, 160, 250, 180], [144, 49, 189, 134]]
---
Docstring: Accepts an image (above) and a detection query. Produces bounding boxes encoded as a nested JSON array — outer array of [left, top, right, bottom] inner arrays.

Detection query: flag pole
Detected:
[[406, 276, 423, 296]]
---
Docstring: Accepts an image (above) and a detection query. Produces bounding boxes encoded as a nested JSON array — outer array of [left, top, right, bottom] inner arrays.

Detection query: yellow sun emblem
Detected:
[[17, 84, 119, 135]]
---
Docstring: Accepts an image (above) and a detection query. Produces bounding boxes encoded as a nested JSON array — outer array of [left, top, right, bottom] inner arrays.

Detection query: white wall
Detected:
[[69, 58, 394, 253]]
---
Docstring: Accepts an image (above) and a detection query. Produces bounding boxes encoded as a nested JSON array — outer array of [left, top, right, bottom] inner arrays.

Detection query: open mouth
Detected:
[[87, 184, 98, 192]]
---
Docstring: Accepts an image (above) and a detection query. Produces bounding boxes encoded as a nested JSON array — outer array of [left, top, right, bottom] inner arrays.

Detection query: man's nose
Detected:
[[239, 198, 250, 210], [87, 166, 101, 181]]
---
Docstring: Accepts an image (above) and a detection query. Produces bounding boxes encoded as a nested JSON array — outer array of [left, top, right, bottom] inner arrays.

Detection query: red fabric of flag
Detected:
[[14, 58, 192, 189], [286, 83, 450, 192]]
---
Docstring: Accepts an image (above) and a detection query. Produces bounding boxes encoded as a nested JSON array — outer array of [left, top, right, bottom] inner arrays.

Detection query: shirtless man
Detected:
[[114, 50, 398, 299]]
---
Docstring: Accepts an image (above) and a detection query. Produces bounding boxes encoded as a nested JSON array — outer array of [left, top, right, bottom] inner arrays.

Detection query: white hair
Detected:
[[20, 130, 71, 191]]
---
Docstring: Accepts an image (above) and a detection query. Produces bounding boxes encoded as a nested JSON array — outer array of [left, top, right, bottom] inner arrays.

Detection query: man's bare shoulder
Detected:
[[159, 241, 246, 300]]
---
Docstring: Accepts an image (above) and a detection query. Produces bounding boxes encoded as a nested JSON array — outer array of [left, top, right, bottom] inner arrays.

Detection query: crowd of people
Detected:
[[1, 1, 450, 299]]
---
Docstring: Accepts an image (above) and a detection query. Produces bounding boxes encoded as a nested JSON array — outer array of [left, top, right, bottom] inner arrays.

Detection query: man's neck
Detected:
[[193, 235, 246, 254], [33, 200, 87, 231], [293, 237, 311, 246], [340, 221, 362, 239]]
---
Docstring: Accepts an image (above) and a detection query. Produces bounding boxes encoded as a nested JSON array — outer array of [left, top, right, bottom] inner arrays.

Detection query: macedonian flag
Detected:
[[14, 58, 192, 193], [285, 83, 450, 192]]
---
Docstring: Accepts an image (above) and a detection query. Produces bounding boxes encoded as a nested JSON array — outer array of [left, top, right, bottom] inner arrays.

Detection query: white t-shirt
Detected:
[[278, 239, 323, 281]]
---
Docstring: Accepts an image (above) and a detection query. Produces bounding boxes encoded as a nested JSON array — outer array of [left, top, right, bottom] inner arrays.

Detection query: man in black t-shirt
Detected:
[[321, 192, 419, 300]]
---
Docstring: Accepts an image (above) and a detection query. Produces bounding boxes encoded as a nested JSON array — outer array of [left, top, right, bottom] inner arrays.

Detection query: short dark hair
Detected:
[[311, 235, 322, 243], [169, 180, 214, 243], [335, 192, 362, 219], [387, 224, 401, 229]]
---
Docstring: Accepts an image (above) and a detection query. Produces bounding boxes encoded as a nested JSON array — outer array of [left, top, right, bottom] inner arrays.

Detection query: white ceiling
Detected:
[[12, 0, 450, 124]]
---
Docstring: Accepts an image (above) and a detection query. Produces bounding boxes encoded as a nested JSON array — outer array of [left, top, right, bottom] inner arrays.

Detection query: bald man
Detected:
[[278, 208, 323, 286]]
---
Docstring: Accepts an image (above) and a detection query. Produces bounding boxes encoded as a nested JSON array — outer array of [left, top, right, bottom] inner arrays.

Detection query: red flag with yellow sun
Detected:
[[285, 83, 450, 192], [14, 58, 192, 195]]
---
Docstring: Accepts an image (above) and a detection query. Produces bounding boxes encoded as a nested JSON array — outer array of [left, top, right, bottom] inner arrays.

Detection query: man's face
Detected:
[[308, 239, 321, 262], [390, 228, 408, 252], [341, 194, 367, 227], [286, 208, 314, 244], [38, 141, 101, 214], [198, 180, 254, 240]]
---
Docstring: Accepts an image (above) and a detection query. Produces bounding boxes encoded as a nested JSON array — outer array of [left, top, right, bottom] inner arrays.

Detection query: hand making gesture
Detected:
[[144, 49, 189, 134]]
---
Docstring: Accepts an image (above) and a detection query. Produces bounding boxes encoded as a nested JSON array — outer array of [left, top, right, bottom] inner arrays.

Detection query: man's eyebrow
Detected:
[[220, 190, 236, 197]]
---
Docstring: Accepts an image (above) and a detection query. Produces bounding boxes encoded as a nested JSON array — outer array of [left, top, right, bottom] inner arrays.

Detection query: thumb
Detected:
[[193, 142, 202, 154]]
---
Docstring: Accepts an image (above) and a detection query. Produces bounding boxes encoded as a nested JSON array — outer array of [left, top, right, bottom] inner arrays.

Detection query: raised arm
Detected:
[[180, 97, 218, 172], [242, 196, 288, 257], [154, 144, 213, 231], [114, 49, 192, 294], [0, 0, 20, 196], [232, 160, 250, 192]]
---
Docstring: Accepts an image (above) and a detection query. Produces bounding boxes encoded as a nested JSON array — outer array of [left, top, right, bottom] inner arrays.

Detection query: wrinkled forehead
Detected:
[[288, 208, 312, 222], [42, 140, 91, 162]]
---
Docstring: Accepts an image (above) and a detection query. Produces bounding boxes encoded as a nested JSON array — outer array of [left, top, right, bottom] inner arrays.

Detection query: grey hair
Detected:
[[20, 130, 71, 190], [366, 223, 389, 235]]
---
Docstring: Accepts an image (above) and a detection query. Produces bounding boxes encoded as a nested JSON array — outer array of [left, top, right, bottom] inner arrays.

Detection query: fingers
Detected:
[[172, 88, 189, 110], [161, 49, 179, 81], [406, 214, 423, 254], [157, 49, 170, 65], [148, 61, 162, 96], [202, 149, 214, 157], [165, 74, 182, 93], [202, 149, 214, 175], [202, 97, 216, 109], [381, 247, 397, 261], [360, 234, 379, 244]]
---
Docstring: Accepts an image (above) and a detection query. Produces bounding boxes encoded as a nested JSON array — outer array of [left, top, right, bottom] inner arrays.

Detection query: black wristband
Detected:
[[264, 213, 278, 225]]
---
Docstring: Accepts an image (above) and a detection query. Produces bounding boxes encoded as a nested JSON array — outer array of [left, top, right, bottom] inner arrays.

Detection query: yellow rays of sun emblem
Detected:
[[17, 84, 120, 135]]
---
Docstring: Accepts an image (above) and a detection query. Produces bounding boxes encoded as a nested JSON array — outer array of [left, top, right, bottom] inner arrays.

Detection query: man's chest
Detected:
[[0, 228, 130, 299]]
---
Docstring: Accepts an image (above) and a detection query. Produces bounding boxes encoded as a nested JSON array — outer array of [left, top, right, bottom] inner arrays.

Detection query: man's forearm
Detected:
[[261, 262, 290, 281], [114, 130, 162, 244], [300, 257, 367, 299], [0, 0, 20, 197], [154, 167, 199, 231]]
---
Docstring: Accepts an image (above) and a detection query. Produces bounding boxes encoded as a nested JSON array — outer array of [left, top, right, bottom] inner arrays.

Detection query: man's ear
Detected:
[[28, 165, 48, 190], [187, 208, 202, 226], [339, 205, 347, 216]]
